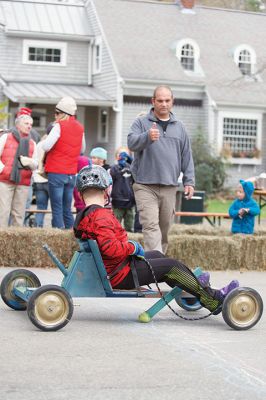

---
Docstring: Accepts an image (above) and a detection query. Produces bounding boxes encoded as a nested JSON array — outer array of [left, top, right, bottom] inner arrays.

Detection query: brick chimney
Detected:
[[180, 0, 195, 9], [180, 0, 195, 14]]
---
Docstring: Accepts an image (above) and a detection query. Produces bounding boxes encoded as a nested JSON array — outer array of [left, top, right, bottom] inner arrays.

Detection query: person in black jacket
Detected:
[[110, 149, 135, 232]]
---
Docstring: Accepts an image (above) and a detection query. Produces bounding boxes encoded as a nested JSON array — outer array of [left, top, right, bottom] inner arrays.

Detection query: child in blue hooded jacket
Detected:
[[229, 180, 260, 234]]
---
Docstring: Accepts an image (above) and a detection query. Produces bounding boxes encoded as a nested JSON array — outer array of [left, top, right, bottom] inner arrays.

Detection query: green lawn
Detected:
[[207, 198, 266, 218]]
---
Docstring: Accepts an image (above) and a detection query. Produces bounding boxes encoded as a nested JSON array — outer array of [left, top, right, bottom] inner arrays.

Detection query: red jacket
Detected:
[[45, 117, 83, 174], [74, 206, 135, 287], [0, 133, 35, 186]]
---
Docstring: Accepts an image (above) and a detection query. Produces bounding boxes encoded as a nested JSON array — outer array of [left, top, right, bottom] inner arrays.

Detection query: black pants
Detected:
[[115, 251, 222, 312]]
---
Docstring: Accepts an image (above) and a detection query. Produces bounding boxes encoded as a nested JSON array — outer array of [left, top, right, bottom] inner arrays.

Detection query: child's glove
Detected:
[[118, 151, 133, 168], [118, 158, 126, 168], [128, 240, 145, 258]]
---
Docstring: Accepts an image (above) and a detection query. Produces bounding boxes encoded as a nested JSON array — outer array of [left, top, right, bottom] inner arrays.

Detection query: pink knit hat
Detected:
[[77, 155, 90, 172]]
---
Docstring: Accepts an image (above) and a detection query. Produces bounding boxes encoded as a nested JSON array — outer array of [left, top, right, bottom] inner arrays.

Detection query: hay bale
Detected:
[[166, 233, 266, 271], [166, 234, 241, 270], [0, 226, 265, 271], [169, 224, 229, 236], [238, 235, 266, 271], [169, 223, 266, 237], [0, 228, 78, 268]]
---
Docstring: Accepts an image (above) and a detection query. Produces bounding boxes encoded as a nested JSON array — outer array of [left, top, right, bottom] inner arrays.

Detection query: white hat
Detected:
[[56, 96, 77, 116]]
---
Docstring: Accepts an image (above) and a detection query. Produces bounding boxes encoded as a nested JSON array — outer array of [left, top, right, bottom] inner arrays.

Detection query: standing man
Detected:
[[127, 85, 195, 253]]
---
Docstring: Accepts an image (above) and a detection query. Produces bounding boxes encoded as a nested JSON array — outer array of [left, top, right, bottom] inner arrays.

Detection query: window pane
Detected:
[[100, 110, 108, 141], [27, 47, 61, 63], [223, 117, 258, 157], [180, 44, 194, 71], [238, 50, 251, 76], [239, 62, 251, 76]]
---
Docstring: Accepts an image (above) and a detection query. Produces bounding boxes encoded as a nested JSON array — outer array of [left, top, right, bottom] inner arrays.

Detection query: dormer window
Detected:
[[239, 50, 252, 75], [22, 40, 67, 66], [176, 39, 203, 76], [234, 45, 256, 77], [180, 44, 194, 71]]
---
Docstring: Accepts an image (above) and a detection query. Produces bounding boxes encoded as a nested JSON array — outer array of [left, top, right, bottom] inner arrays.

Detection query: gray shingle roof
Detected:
[[93, 0, 266, 106]]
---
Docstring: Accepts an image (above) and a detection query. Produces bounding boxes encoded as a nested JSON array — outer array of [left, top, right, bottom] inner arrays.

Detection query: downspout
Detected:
[[206, 90, 218, 151], [112, 77, 124, 150]]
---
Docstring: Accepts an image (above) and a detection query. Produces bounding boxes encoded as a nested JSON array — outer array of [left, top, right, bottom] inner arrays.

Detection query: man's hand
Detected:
[[184, 186, 194, 200], [149, 122, 160, 142]]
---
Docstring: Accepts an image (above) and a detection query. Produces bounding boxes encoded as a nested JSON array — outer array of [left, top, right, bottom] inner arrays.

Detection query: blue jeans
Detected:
[[48, 173, 75, 229], [35, 182, 49, 227]]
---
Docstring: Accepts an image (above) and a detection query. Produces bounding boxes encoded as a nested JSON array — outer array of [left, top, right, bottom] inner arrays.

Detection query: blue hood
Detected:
[[240, 179, 254, 201]]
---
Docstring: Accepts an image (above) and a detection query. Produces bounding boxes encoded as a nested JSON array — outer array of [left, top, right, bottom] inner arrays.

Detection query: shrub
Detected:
[[192, 131, 227, 194]]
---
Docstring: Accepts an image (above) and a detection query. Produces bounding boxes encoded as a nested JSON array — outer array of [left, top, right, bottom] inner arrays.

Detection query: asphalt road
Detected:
[[0, 267, 265, 400]]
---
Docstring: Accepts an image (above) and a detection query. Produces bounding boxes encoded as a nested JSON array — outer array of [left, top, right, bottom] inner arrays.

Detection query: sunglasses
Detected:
[[54, 110, 62, 115]]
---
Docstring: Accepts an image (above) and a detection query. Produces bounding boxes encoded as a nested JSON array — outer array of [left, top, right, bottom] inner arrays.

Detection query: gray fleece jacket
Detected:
[[127, 109, 195, 187]]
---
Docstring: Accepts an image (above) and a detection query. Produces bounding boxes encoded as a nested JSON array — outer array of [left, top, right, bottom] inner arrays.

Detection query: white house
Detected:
[[0, 0, 265, 186]]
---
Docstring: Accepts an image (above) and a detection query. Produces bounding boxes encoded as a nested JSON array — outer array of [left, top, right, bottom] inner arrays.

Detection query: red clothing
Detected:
[[73, 155, 91, 211], [45, 117, 83, 174], [75, 207, 135, 287], [0, 133, 35, 186]]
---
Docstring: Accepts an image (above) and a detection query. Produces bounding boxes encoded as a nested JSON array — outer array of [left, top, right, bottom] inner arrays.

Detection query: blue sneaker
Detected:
[[198, 272, 210, 288], [218, 280, 239, 299]]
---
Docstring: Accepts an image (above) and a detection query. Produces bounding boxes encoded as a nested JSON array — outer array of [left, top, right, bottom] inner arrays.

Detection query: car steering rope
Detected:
[[143, 257, 216, 321]]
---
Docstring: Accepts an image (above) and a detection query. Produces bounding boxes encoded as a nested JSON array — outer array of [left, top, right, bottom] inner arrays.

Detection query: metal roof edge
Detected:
[[124, 77, 205, 90], [215, 101, 266, 111], [3, 93, 114, 107], [5, 30, 93, 41], [4, 0, 85, 7], [3, 82, 115, 106]]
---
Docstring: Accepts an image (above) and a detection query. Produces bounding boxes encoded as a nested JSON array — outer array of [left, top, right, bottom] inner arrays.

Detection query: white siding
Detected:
[[123, 101, 206, 146], [1, 36, 89, 84], [83, 106, 117, 165], [85, 0, 117, 99]]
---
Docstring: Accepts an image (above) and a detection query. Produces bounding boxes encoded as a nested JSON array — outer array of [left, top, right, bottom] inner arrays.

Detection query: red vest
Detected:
[[0, 133, 35, 186], [45, 117, 83, 174]]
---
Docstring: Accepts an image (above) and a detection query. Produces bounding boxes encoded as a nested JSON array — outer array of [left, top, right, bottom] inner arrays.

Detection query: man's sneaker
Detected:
[[218, 280, 239, 299], [198, 272, 210, 287]]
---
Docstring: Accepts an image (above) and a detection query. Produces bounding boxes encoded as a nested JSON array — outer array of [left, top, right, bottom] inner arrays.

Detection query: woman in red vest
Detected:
[[42, 96, 84, 229], [0, 114, 38, 227]]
